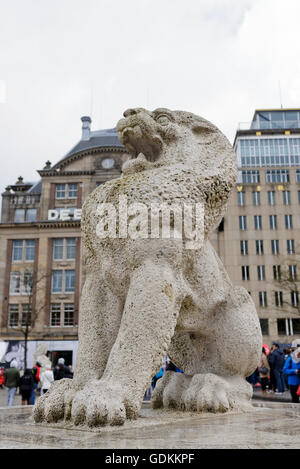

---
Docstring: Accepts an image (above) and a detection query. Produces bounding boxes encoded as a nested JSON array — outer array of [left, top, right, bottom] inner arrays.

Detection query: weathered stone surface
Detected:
[[34, 108, 262, 428], [3, 402, 300, 449]]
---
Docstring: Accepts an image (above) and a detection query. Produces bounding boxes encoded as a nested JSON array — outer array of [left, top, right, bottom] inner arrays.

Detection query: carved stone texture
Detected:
[[34, 108, 262, 427]]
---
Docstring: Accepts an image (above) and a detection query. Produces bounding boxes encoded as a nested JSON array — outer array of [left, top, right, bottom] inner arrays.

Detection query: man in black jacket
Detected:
[[54, 358, 73, 380], [271, 342, 286, 394]]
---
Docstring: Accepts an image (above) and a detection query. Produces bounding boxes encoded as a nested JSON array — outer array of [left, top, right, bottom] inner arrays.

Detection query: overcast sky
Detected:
[[1, 0, 300, 191]]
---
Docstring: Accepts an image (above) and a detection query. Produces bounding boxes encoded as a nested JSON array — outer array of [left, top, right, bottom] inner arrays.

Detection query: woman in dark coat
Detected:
[[19, 368, 34, 405]]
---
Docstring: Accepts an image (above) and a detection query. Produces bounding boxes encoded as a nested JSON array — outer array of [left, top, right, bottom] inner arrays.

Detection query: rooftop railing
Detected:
[[237, 120, 300, 131]]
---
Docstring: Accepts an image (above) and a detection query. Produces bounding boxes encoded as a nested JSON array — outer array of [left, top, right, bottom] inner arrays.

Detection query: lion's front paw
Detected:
[[182, 373, 252, 413], [33, 378, 78, 423], [71, 380, 139, 427]]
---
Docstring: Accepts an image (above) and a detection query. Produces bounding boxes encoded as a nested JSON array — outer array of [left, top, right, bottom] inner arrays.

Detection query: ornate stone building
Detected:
[[0, 117, 129, 367]]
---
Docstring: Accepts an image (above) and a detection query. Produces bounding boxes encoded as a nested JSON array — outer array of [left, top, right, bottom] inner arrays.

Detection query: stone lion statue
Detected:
[[34, 108, 262, 427]]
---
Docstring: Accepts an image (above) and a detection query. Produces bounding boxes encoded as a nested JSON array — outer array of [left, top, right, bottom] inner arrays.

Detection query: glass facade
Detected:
[[238, 138, 300, 168]]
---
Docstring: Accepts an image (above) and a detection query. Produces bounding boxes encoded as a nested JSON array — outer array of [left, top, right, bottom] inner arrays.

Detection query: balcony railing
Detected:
[[237, 121, 300, 131]]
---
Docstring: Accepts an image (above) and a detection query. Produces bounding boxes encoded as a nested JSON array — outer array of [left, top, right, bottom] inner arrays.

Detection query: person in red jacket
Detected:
[[0, 367, 5, 388], [30, 361, 41, 405]]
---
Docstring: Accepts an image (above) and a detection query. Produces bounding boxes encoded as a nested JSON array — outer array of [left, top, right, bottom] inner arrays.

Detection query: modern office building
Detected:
[[0, 109, 299, 368], [217, 108, 300, 344]]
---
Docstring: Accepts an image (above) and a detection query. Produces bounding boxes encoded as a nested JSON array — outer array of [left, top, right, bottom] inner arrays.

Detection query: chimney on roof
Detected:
[[81, 116, 91, 141]]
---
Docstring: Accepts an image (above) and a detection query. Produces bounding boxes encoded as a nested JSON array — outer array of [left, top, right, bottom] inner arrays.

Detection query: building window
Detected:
[[277, 319, 288, 336], [289, 265, 297, 281], [278, 318, 300, 336], [298, 191, 300, 204], [260, 319, 269, 336], [26, 209, 37, 222], [238, 170, 260, 184], [283, 191, 291, 205], [296, 169, 300, 182], [8, 304, 19, 327], [50, 304, 61, 327], [292, 319, 300, 335], [53, 238, 77, 260], [240, 240, 248, 256], [66, 238, 76, 260], [285, 215, 293, 229], [12, 240, 35, 262], [238, 191, 245, 206], [291, 291, 299, 308], [252, 191, 260, 206], [254, 215, 262, 230], [239, 216, 247, 231], [10, 271, 21, 294], [257, 265, 265, 281], [53, 239, 64, 260], [52, 270, 63, 293], [265, 169, 290, 183], [50, 303, 74, 327], [269, 215, 277, 230], [55, 184, 66, 199], [275, 291, 283, 307], [271, 240, 279, 255], [14, 209, 25, 223], [273, 265, 281, 280], [68, 184, 78, 199], [21, 304, 32, 327], [56, 183, 78, 199], [64, 304, 74, 326], [268, 191, 275, 206], [25, 240, 35, 261], [256, 240, 264, 255], [12, 240, 23, 262], [287, 240, 295, 254], [242, 266, 250, 281], [259, 291, 267, 307], [22, 271, 33, 295], [65, 270, 75, 293]]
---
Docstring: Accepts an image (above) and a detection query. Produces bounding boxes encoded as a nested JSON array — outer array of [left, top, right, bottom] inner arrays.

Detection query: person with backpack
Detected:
[[19, 369, 34, 405], [283, 347, 300, 403], [4, 359, 20, 406]]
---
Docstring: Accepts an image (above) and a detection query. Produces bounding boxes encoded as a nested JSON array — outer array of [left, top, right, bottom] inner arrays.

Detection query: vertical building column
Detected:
[[2, 240, 13, 328], [74, 237, 81, 326], [44, 238, 53, 327], [31, 238, 39, 317], [49, 184, 56, 210], [77, 183, 83, 208]]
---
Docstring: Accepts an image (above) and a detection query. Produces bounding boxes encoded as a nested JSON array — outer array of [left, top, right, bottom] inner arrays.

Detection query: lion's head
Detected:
[[117, 107, 235, 178]]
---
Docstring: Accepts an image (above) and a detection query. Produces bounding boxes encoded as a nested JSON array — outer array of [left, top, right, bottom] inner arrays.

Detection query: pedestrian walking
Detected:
[[19, 369, 34, 405], [259, 347, 270, 394], [283, 347, 300, 403], [40, 366, 54, 395], [30, 361, 41, 405], [267, 346, 276, 392], [270, 342, 286, 394], [4, 359, 20, 407]]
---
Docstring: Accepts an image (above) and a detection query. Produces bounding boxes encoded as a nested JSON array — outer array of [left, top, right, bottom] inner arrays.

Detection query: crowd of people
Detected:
[[248, 340, 300, 403], [0, 357, 73, 407], [2, 345, 300, 408]]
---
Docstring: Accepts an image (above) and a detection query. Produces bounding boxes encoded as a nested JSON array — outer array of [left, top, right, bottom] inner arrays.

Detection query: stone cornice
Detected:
[[51, 146, 129, 172], [0, 220, 81, 230], [37, 170, 96, 177]]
